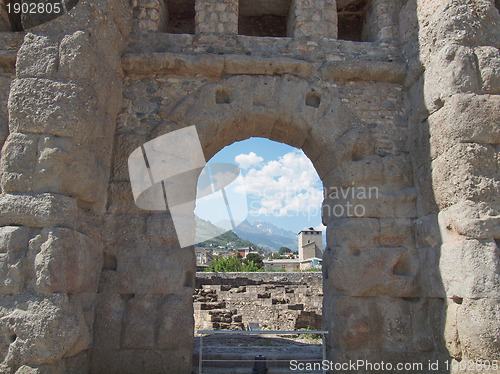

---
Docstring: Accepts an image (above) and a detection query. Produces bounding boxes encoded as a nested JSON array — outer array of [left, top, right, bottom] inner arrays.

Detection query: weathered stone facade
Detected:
[[0, 0, 498, 373], [194, 272, 322, 331]]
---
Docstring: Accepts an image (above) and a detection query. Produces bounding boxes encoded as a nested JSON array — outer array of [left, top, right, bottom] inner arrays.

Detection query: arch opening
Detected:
[[193, 137, 326, 369]]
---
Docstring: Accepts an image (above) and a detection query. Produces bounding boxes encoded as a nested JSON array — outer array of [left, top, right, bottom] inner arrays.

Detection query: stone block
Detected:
[[0, 8, 11, 31], [457, 298, 500, 361], [0, 133, 39, 193], [324, 295, 445, 355], [98, 244, 194, 295], [0, 193, 79, 229], [379, 218, 415, 248], [439, 238, 500, 299], [315, 126, 375, 179], [408, 120, 431, 170], [320, 60, 407, 84], [91, 293, 126, 350], [30, 227, 103, 294], [33, 136, 108, 208], [90, 348, 192, 374], [323, 158, 383, 189], [16, 33, 59, 78], [326, 218, 379, 250], [157, 293, 193, 350], [8, 78, 104, 140], [323, 296, 378, 351], [122, 295, 156, 349], [122, 52, 225, 77], [63, 351, 89, 374], [59, 30, 123, 112], [431, 143, 499, 209], [102, 214, 146, 245], [324, 247, 420, 297], [0, 227, 32, 295], [89, 350, 144, 374], [106, 182, 142, 215], [145, 213, 178, 243], [423, 45, 480, 112], [420, 0, 500, 49], [0, 293, 91, 366], [428, 94, 500, 157], [475, 46, 500, 94], [110, 133, 147, 182], [438, 200, 500, 241], [224, 55, 314, 77], [322, 186, 417, 222], [0, 227, 31, 253], [407, 74, 429, 125]]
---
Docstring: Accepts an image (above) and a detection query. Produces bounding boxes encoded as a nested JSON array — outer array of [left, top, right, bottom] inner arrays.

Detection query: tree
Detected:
[[243, 253, 263, 269], [207, 256, 243, 272], [243, 260, 263, 272], [270, 253, 282, 260], [279, 247, 292, 255]]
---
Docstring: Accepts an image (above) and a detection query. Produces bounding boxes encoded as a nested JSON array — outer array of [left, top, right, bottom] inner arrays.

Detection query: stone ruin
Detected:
[[194, 273, 323, 332], [0, 0, 499, 373]]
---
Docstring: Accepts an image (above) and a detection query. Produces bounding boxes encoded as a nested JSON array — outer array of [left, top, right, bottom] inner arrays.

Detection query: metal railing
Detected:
[[196, 330, 329, 374]]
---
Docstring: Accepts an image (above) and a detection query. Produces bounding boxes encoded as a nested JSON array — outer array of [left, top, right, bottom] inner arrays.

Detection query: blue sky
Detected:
[[195, 137, 325, 234]]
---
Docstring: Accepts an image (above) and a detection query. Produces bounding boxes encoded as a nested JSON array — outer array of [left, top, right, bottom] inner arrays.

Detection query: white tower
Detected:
[[298, 227, 323, 260]]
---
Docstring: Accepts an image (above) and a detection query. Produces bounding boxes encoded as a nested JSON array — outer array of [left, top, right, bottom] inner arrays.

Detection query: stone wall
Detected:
[[0, 1, 132, 373], [0, 0, 498, 373], [0, 33, 23, 184], [402, 0, 500, 365], [194, 272, 322, 332]]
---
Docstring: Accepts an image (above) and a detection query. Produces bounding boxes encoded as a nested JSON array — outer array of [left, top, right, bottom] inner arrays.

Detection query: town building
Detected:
[[264, 227, 323, 271]]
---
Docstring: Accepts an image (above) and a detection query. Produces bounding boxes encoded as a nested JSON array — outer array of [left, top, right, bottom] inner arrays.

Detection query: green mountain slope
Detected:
[[195, 217, 266, 253]]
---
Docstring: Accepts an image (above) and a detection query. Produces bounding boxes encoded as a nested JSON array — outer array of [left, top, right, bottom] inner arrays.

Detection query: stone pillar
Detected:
[[363, 0, 399, 42], [132, 0, 168, 32], [0, 0, 131, 371], [289, 0, 337, 39], [405, 0, 500, 364], [195, 0, 238, 34]]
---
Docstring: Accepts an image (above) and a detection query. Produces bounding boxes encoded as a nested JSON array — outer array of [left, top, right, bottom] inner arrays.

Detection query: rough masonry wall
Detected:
[[403, 0, 500, 364], [118, 23, 424, 372], [194, 273, 322, 331], [0, 1, 130, 373]]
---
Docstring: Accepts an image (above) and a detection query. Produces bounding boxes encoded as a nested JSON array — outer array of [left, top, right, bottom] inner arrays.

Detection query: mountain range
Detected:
[[195, 217, 298, 252], [232, 220, 298, 252]]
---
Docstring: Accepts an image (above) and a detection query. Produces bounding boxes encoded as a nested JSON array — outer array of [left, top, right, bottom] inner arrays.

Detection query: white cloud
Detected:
[[237, 150, 323, 217], [234, 152, 264, 169]]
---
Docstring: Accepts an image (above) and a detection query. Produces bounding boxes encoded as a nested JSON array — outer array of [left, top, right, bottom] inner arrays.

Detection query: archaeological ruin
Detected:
[[0, 0, 499, 372]]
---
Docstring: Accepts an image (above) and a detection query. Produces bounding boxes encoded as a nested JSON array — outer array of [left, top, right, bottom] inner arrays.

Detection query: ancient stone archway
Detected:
[[91, 73, 432, 372]]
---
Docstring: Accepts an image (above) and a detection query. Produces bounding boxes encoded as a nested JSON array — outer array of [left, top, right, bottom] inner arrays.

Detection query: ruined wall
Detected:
[[194, 273, 322, 331]]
